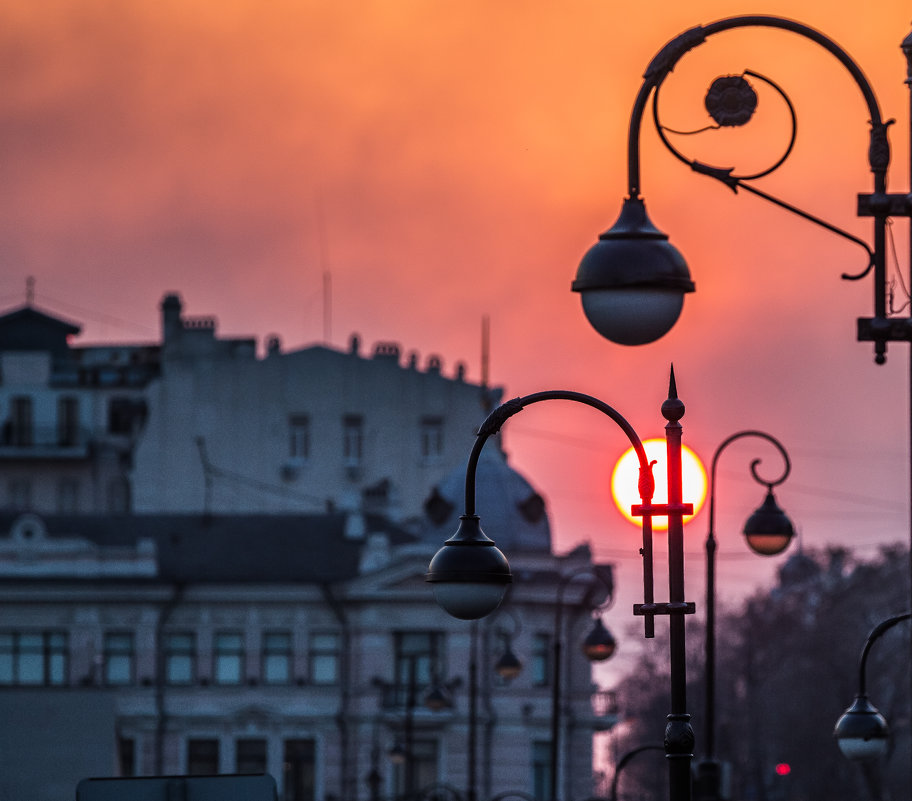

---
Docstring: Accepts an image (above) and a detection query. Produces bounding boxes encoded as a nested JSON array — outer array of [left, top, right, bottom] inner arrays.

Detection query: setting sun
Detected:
[[611, 438, 707, 530]]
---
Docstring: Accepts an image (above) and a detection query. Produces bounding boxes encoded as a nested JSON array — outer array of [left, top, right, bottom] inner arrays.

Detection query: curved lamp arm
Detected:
[[627, 15, 886, 200], [609, 744, 664, 801], [707, 430, 791, 539], [857, 612, 912, 696], [464, 390, 653, 515]]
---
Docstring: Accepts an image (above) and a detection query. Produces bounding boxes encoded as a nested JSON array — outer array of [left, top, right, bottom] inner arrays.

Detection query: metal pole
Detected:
[[662, 374, 694, 801], [904, 31, 912, 798], [406, 657, 415, 797], [468, 622, 478, 801], [550, 599, 564, 801]]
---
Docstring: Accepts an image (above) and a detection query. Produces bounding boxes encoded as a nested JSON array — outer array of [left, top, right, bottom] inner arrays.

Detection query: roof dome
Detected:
[[419, 445, 551, 552]]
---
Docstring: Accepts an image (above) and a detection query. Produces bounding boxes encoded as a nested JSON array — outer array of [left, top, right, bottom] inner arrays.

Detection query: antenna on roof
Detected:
[[315, 195, 332, 345], [25, 276, 34, 307], [323, 271, 332, 345], [481, 315, 495, 414]]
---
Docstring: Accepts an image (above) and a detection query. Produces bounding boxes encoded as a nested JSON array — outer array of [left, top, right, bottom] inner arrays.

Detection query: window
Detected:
[[308, 632, 340, 685], [8, 479, 32, 511], [532, 740, 551, 801], [393, 738, 438, 798], [56, 477, 80, 513], [0, 632, 67, 686], [342, 415, 363, 467], [108, 397, 147, 436], [10, 396, 32, 447], [531, 633, 550, 686], [187, 739, 219, 775], [262, 631, 292, 685], [236, 738, 267, 774], [393, 632, 441, 703], [106, 477, 130, 514], [288, 415, 310, 460], [283, 739, 315, 801], [104, 632, 134, 686], [420, 416, 444, 460], [165, 632, 195, 685], [57, 396, 79, 447], [214, 632, 244, 685], [118, 737, 135, 777]]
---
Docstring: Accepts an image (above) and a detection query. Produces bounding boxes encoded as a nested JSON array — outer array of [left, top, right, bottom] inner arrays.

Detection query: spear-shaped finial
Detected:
[[662, 364, 685, 422]]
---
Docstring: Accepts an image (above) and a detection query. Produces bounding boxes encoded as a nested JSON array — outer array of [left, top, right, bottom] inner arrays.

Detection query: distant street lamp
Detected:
[[427, 373, 696, 801], [570, 15, 912, 786], [609, 744, 665, 801], [835, 612, 911, 801], [492, 608, 524, 682], [550, 567, 616, 801], [835, 612, 911, 761], [696, 431, 794, 801]]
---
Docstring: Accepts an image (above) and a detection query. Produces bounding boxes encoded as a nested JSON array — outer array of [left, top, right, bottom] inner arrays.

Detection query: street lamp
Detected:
[[696, 431, 794, 801], [551, 567, 617, 801], [493, 610, 524, 682], [572, 15, 900, 361], [427, 373, 696, 801], [834, 612, 910, 801], [835, 612, 910, 760]]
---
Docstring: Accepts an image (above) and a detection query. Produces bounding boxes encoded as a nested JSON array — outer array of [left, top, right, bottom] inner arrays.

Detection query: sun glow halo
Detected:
[[610, 438, 707, 530]]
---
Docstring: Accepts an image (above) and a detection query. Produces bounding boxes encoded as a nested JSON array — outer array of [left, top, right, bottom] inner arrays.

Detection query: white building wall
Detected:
[[132, 340, 493, 520]]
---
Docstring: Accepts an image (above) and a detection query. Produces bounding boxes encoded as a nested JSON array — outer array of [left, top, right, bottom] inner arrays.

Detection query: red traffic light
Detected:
[[775, 763, 791, 776]]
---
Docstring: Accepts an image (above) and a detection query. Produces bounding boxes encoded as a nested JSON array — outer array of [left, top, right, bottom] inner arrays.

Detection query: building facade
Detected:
[[0, 511, 616, 801], [0, 292, 618, 801], [0, 294, 500, 522]]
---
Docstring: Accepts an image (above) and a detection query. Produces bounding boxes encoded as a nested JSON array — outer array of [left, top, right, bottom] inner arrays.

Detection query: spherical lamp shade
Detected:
[[834, 695, 889, 761], [743, 488, 794, 556], [389, 743, 407, 765], [426, 515, 512, 620], [572, 197, 695, 346], [494, 645, 523, 681], [423, 684, 453, 711], [582, 617, 617, 662]]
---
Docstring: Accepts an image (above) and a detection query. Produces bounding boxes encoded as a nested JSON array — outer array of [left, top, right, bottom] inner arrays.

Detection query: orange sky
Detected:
[[2, 0, 912, 666]]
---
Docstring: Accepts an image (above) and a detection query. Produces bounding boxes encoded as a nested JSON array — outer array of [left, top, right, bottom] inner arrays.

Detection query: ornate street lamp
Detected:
[[427, 371, 696, 801], [696, 431, 794, 801], [573, 15, 903, 364]]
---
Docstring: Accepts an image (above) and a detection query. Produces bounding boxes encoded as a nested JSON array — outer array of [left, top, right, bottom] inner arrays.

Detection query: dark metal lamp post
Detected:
[[427, 373, 696, 801], [696, 431, 794, 801]]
